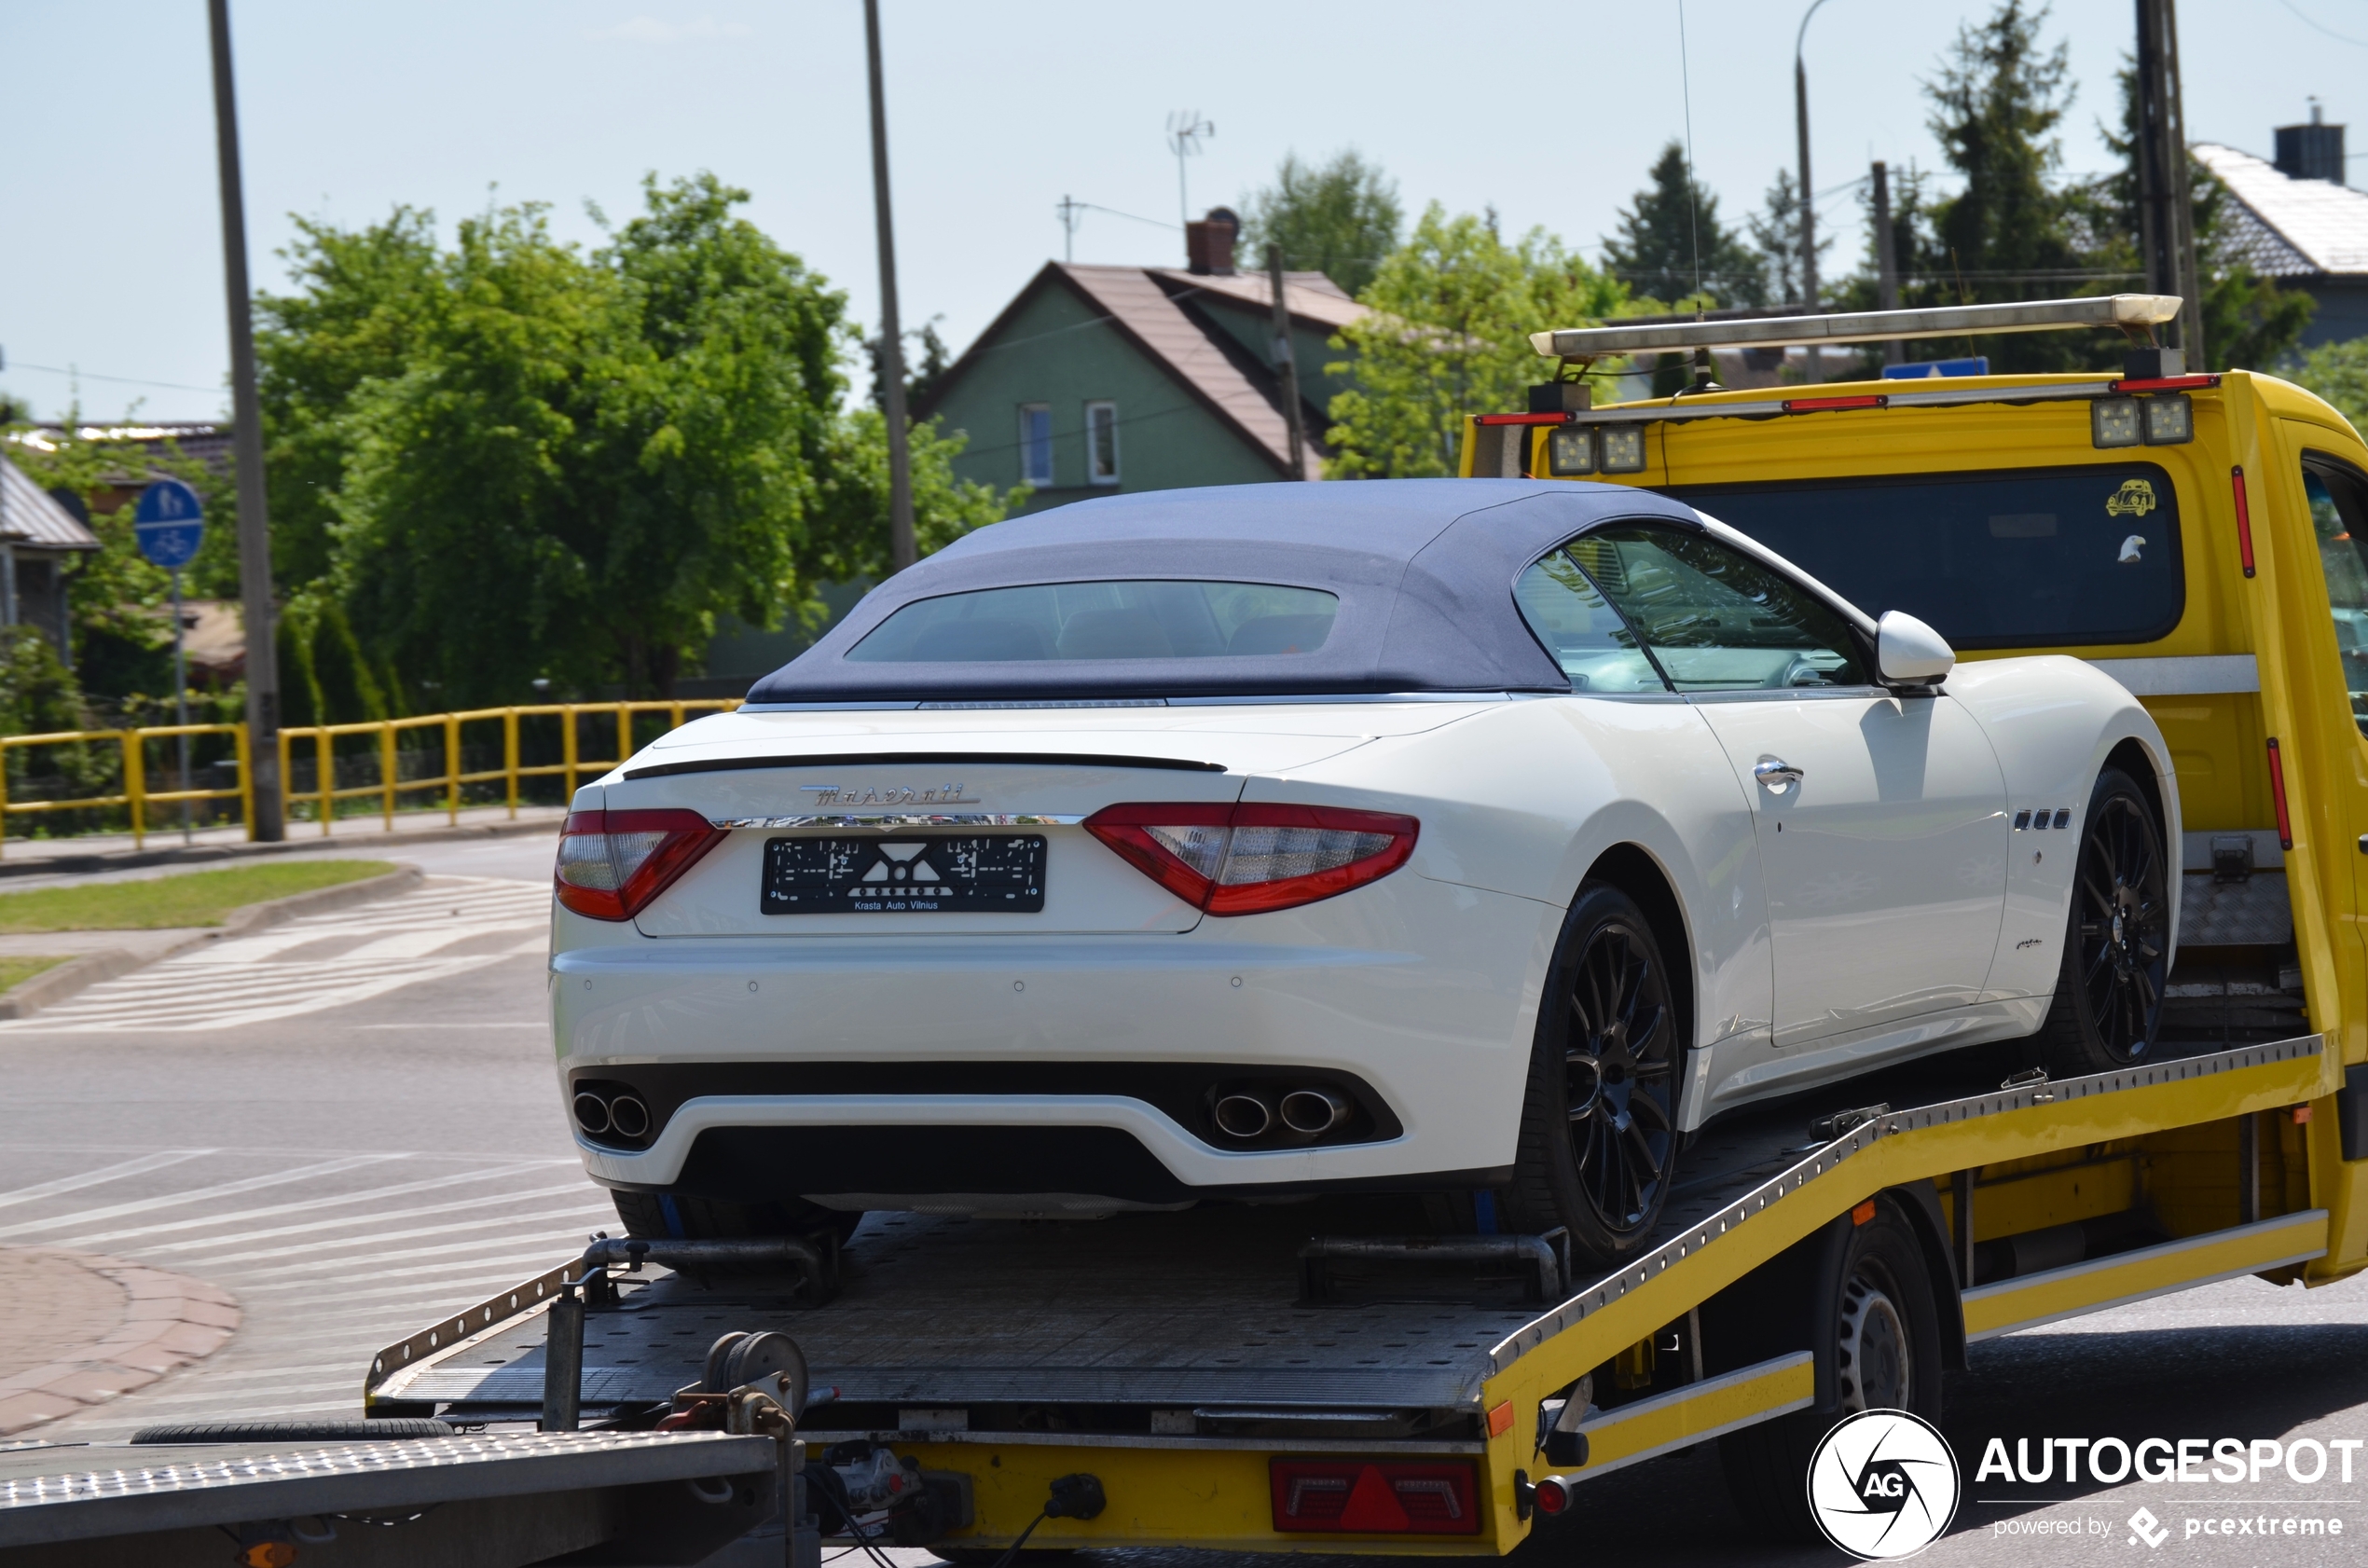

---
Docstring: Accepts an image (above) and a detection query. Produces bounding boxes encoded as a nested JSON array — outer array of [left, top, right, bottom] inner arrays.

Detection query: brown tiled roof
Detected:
[[1148, 268, 1368, 330], [916, 263, 1361, 477]]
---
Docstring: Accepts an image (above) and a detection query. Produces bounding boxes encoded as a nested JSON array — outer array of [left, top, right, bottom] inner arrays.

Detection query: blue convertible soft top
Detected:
[[745, 479, 1706, 704]]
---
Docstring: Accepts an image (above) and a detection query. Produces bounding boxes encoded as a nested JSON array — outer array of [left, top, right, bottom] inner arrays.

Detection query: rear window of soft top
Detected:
[[846, 580, 1340, 662]]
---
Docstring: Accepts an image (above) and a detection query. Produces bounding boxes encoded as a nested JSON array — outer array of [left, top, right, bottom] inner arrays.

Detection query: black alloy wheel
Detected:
[[2038, 769, 2168, 1077], [1508, 883, 1681, 1268]]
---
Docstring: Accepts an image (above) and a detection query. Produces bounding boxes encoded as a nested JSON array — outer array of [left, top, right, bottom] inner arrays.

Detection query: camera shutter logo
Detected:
[[1806, 1409, 1961, 1559]]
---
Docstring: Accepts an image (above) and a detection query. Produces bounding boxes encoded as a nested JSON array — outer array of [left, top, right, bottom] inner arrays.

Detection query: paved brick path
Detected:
[[0, 1245, 239, 1435]]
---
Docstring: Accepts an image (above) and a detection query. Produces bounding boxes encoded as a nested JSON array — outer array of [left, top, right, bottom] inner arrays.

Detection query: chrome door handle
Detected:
[[1753, 758, 1804, 793]]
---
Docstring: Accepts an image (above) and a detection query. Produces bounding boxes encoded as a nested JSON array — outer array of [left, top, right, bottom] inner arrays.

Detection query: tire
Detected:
[[1718, 1197, 1946, 1544], [612, 1190, 862, 1246], [131, 1419, 453, 1444], [2035, 767, 2168, 1078], [1504, 882, 1683, 1270]]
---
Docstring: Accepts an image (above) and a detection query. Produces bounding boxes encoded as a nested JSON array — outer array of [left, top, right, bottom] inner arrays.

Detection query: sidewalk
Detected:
[[0, 803, 567, 879], [0, 1246, 240, 1435]]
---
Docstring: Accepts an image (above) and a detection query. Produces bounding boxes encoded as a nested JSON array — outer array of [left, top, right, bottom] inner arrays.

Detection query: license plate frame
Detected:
[[760, 834, 1047, 915]]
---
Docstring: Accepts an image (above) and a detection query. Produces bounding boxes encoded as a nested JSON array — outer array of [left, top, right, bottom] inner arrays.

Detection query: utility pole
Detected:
[[2134, 0, 2203, 364], [207, 0, 282, 841], [1266, 245, 1307, 481], [863, 0, 916, 573], [1057, 195, 1081, 265], [1795, 0, 1832, 383], [1871, 161, 1904, 365]]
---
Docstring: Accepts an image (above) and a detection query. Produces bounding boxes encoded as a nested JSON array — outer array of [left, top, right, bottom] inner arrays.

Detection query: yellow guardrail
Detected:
[[0, 700, 740, 856]]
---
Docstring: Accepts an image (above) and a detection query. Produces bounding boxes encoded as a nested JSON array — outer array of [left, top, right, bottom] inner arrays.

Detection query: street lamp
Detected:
[[1796, 0, 1833, 383]]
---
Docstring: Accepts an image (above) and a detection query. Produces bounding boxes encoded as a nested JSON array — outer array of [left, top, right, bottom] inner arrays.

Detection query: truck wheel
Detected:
[[1506, 882, 1680, 1270], [2035, 767, 2168, 1078], [612, 1191, 862, 1246], [1718, 1197, 1945, 1543]]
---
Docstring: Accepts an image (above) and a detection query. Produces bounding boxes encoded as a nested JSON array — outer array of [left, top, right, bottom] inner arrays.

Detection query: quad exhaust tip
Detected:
[[572, 1090, 653, 1142], [1214, 1087, 1354, 1141], [1213, 1093, 1273, 1139], [1279, 1088, 1350, 1135], [608, 1095, 653, 1139]]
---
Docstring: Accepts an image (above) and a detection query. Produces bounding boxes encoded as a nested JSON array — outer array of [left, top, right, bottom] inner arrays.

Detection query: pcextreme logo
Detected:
[[1807, 1410, 1962, 1560]]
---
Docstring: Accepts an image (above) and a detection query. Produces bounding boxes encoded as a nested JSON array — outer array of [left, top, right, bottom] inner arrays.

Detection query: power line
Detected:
[[2276, 0, 2368, 48], [5, 362, 226, 395]]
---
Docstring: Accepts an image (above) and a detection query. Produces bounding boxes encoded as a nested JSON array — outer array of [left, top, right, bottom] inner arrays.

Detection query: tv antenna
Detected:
[[1165, 111, 1214, 229], [1056, 194, 1083, 264]]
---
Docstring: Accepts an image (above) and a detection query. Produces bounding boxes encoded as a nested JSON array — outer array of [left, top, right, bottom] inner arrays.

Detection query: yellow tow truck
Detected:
[[347, 297, 2363, 1561]]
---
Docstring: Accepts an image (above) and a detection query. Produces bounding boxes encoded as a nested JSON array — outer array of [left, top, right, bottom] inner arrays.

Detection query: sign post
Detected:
[[133, 480, 207, 844]]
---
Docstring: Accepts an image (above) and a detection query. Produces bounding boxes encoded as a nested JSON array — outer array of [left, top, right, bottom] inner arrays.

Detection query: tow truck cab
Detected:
[[1460, 295, 2368, 1286]]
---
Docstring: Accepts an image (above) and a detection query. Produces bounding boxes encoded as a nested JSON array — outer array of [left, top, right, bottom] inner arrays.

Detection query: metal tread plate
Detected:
[[0, 1430, 775, 1548], [379, 1034, 2323, 1420]]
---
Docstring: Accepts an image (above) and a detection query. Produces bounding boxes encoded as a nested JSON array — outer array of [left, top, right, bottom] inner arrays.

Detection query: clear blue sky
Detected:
[[1, 0, 2351, 423]]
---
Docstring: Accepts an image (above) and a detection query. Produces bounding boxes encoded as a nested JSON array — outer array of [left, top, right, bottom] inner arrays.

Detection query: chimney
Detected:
[[2275, 99, 2347, 185], [1184, 206, 1239, 275]]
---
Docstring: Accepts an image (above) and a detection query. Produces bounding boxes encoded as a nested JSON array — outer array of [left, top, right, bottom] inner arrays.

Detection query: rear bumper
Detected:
[[551, 877, 1560, 1196]]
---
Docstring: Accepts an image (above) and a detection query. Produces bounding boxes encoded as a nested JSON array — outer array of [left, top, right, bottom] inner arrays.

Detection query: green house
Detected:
[[916, 223, 1365, 511]]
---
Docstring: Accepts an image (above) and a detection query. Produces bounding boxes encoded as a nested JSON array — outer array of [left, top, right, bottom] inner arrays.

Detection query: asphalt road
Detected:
[[0, 832, 2362, 1565]]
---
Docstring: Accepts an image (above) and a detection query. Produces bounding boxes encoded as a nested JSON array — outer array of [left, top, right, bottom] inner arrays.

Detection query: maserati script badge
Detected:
[[800, 783, 981, 807]]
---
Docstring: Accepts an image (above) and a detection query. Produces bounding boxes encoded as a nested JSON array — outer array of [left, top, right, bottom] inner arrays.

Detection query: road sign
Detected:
[[133, 478, 206, 570], [1881, 356, 1990, 380]]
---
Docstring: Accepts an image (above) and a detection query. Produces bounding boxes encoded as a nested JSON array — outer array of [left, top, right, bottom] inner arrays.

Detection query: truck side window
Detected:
[[1568, 525, 1868, 692], [2303, 461, 2368, 736]]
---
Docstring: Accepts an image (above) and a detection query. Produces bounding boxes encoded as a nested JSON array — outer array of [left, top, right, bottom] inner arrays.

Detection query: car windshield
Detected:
[[845, 580, 1341, 663], [1664, 463, 2183, 649]]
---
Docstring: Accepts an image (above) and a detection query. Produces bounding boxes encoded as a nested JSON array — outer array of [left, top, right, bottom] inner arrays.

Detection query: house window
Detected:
[[1020, 405, 1053, 486], [1086, 401, 1121, 485]]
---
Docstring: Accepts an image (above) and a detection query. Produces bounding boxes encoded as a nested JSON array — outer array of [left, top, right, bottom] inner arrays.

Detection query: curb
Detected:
[[0, 1246, 241, 1437], [0, 811, 563, 881], [0, 861, 427, 1021]]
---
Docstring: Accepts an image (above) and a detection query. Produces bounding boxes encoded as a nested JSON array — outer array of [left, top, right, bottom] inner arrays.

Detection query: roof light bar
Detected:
[[1531, 295, 2183, 359]]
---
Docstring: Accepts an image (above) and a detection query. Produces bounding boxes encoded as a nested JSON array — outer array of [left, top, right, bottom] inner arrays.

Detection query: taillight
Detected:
[[1083, 802, 1417, 915], [1270, 1459, 1480, 1534], [554, 809, 727, 921]]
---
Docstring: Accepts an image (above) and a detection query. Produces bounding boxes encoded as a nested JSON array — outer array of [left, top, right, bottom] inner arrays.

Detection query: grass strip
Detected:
[[0, 956, 71, 992], [0, 860, 397, 933]]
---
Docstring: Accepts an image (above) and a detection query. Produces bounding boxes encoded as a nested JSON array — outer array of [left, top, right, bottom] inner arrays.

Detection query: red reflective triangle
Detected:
[[1337, 1465, 1411, 1533]]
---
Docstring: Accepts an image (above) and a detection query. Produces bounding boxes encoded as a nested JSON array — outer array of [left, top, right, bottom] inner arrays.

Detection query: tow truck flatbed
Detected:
[[364, 1030, 2333, 1554]]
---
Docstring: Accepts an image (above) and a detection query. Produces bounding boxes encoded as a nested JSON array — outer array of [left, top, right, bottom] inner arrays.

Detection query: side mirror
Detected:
[[1876, 610, 1955, 685]]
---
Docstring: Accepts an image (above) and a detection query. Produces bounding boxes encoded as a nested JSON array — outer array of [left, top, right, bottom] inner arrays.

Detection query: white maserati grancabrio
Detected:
[[549, 479, 2177, 1268]]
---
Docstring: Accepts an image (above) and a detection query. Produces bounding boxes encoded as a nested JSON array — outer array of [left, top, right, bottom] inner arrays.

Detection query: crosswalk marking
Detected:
[[0, 1148, 216, 1212], [71, 1161, 568, 1249], [191, 1207, 614, 1267], [229, 1230, 614, 1282], [0, 1155, 403, 1241], [0, 873, 626, 1438], [2, 875, 553, 1033], [131, 1183, 598, 1256]]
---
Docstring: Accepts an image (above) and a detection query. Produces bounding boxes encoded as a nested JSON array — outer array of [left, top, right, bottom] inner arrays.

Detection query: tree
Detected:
[[1325, 205, 1629, 478], [1237, 150, 1403, 299], [1603, 143, 1760, 309], [2293, 337, 2368, 430], [1910, 0, 2099, 372], [2087, 62, 2312, 371], [258, 173, 1021, 705], [1744, 169, 1829, 308]]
